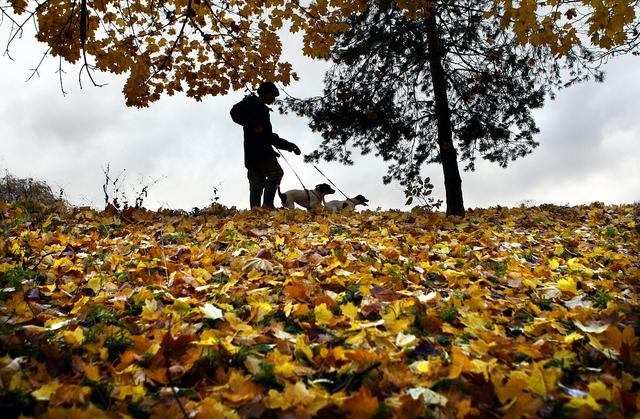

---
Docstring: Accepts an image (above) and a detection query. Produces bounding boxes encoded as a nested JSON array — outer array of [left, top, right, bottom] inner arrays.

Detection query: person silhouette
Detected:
[[230, 82, 301, 209]]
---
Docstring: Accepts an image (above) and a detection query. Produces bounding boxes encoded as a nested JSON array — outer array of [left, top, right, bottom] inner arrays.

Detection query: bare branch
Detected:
[[26, 47, 51, 81]]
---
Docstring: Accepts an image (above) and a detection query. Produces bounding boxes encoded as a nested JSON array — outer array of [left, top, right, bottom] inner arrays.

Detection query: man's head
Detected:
[[257, 82, 280, 104]]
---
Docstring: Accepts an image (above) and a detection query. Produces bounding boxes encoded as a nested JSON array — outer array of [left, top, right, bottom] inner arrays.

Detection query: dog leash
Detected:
[[279, 152, 307, 191], [279, 152, 312, 208], [313, 165, 350, 200]]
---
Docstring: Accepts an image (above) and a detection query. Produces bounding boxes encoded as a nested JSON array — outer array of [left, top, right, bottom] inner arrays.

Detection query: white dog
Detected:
[[325, 194, 369, 213], [278, 183, 335, 210]]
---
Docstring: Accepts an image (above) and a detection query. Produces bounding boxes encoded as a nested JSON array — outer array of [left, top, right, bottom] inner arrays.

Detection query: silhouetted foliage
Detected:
[[0, 172, 63, 206], [286, 0, 606, 216]]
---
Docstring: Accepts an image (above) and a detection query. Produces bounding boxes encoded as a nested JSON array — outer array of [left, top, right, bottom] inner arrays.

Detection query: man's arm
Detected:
[[270, 134, 301, 154]]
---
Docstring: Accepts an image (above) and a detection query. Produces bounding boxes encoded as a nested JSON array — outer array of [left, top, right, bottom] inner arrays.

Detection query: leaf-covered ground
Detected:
[[1, 201, 639, 418]]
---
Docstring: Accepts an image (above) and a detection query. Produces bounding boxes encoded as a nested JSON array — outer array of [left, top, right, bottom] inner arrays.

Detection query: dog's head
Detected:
[[315, 183, 335, 195], [352, 194, 369, 206]]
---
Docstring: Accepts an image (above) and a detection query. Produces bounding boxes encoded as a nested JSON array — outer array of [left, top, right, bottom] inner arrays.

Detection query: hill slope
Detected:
[[1, 202, 639, 417]]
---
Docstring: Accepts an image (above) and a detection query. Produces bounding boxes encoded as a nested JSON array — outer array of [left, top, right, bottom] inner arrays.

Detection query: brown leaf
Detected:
[[342, 387, 379, 418]]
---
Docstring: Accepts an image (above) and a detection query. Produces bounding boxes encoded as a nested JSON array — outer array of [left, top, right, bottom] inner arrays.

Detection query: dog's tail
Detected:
[[277, 187, 286, 206]]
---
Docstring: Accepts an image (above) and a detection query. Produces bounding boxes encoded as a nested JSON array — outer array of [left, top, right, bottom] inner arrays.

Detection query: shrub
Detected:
[[0, 172, 62, 205]]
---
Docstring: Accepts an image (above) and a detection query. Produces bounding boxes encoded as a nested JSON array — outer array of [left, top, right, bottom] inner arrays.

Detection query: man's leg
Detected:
[[262, 158, 284, 208], [247, 168, 266, 209]]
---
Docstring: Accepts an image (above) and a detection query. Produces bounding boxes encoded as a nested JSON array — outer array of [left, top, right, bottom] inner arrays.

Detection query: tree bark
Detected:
[[425, 7, 465, 217]]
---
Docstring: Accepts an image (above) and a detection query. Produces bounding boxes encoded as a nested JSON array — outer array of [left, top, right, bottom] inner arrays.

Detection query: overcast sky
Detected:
[[1, 25, 639, 211]]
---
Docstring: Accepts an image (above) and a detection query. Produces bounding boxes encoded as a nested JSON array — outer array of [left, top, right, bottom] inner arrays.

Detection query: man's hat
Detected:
[[257, 82, 280, 97]]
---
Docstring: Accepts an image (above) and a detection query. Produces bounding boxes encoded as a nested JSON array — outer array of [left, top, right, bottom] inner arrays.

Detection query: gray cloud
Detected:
[[1, 25, 638, 211]]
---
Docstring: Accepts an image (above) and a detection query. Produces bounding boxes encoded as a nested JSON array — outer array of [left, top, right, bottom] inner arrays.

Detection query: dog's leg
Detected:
[[284, 196, 295, 209], [277, 187, 287, 208]]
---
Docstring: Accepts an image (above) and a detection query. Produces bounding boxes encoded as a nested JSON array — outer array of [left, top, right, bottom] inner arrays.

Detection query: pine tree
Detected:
[[286, 0, 600, 216]]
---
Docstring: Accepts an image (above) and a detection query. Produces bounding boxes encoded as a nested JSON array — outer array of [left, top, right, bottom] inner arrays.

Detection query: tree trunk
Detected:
[[425, 7, 465, 217]]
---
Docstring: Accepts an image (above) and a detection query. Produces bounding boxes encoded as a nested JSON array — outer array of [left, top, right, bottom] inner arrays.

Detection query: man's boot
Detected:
[[262, 183, 278, 209], [250, 189, 263, 209]]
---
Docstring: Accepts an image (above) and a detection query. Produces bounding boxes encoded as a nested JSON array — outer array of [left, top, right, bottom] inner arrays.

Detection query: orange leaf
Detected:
[[342, 387, 379, 418]]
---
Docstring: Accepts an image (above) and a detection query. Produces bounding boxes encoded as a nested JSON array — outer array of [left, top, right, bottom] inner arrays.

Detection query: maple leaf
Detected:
[[407, 387, 448, 407], [200, 303, 224, 320], [342, 387, 379, 418], [242, 257, 276, 272]]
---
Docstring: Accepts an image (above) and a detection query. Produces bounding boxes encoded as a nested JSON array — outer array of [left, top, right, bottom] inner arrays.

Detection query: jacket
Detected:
[[230, 95, 297, 168]]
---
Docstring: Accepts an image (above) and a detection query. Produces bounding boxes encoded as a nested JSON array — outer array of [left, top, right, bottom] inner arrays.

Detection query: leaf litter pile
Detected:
[[1, 201, 639, 418]]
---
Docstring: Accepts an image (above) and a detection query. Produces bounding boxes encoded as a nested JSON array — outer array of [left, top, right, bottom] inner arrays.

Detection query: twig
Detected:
[[25, 47, 51, 81], [56, 55, 67, 96], [334, 362, 382, 392], [164, 327, 189, 419]]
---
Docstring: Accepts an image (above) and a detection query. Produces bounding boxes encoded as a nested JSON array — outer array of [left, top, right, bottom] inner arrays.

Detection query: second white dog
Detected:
[[325, 194, 369, 212]]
